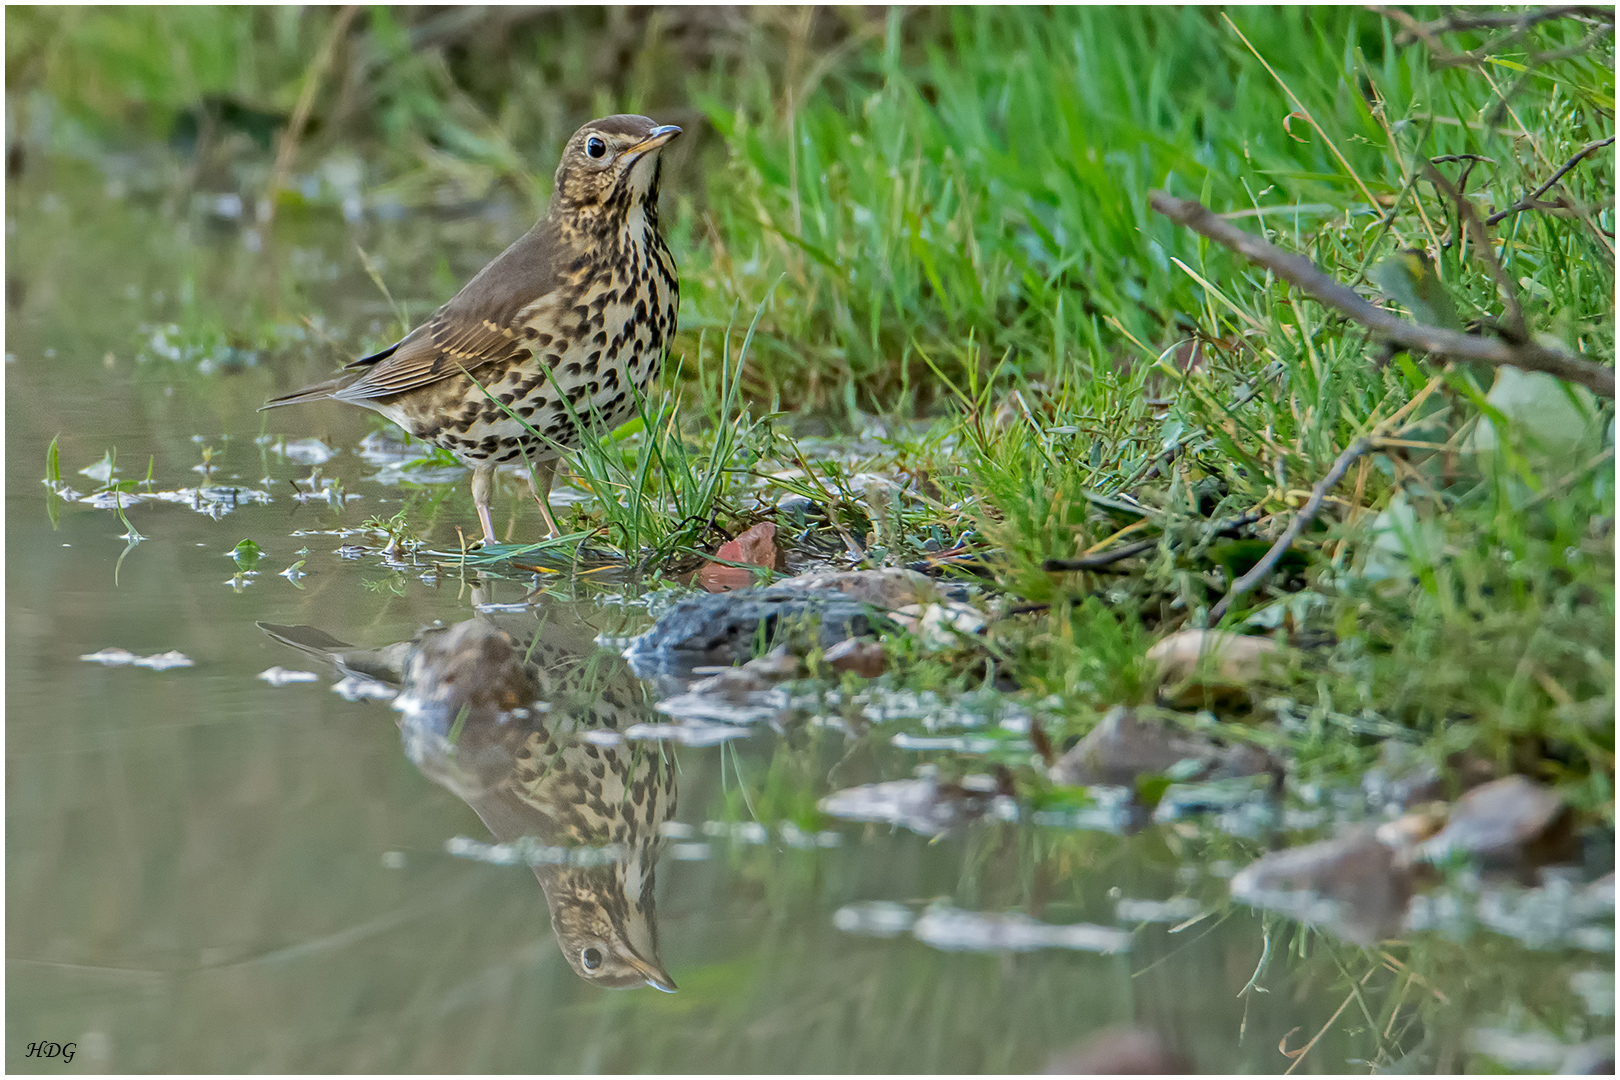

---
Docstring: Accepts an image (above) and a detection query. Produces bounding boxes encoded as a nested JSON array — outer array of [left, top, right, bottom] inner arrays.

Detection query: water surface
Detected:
[[7, 160, 1609, 1073]]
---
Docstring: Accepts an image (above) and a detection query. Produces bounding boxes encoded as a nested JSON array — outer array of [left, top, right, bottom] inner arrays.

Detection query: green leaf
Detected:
[[230, 538, 264, 569]]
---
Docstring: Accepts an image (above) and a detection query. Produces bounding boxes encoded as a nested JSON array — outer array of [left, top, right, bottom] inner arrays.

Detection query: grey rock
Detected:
[[622, 586, 893, 678], [1049, 707, 1276, 788], [1230, 827, 1415, 946]]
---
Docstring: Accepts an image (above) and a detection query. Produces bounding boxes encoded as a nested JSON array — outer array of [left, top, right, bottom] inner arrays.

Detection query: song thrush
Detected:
[[260, 601, 678, 992], [261, 114, 682, 544]]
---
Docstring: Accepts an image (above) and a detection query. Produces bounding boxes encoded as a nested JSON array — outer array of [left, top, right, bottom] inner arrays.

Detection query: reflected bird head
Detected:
[[548, 865, 677, 992]]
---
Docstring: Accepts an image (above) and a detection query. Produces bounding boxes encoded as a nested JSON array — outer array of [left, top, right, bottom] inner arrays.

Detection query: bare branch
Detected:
[[262, 6, 360, 229], [1485, 135, 1617, 226], [1423, 163, 1526, 341], [1372, 4, 1614, 66], [1207, 438, 1373, 625], [1148, 192, 1615, 399], [1042, 539, 1157, 573], [1044, 513, 1263, 573]]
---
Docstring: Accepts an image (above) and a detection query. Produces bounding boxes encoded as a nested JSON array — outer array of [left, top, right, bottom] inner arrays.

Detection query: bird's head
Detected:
[[552, 114, 681, 216], [546, 866, 677, 992]]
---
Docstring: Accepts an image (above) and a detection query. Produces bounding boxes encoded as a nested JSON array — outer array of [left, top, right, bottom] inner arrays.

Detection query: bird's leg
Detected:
[[470, 462, 499, 546], [526, 459, 562, 538]]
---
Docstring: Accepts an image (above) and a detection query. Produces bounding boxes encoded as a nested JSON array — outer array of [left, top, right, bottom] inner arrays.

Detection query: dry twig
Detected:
[[262, 5, 360, 228], [1148, 192, 1615, 399], [1484, 135, 1617, 226], [1044, 512, 1264, 573], [1371, 4, 1613, 67], [1423, 164, 1527, 340], [1207, 439, 1372, 624]]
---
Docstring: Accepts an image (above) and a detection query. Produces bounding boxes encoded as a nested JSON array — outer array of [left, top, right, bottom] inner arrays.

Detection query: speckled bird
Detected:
[[261, 114, 682, 544], [259, 605, 678, 992]]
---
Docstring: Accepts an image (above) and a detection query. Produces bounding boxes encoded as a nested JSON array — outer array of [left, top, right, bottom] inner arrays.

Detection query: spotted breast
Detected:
[[261, 114, 681, 544]]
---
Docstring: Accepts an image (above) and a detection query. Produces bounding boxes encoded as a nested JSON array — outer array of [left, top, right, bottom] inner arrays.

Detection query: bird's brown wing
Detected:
[[330, 215, 570, 402], [330, 314, 531, 401]]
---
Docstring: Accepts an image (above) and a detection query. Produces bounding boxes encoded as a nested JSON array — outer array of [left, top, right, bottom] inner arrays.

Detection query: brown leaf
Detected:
[[699, 521, 778, 592]]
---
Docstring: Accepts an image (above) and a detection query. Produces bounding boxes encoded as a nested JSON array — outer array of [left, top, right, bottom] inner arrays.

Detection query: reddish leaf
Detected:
[[699, 521, 778, 592]]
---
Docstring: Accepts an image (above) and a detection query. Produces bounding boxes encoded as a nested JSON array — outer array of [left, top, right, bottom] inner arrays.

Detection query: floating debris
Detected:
[[654, 675, 788, 725], [80, 648, 194, 671], [446, 835, 626, 867], [702, 820, 770, 844], [837, 685, 1037, 733], [257, 666, 319, 686], [1407, 872, 1616, 953], [269, 437, 336, 464], [1114, 896, 1206, 924], [332, 675, 397, 702], [778, 820, 841, 849], [622, 720, 753, 746], [78, 455, 117, 484], [474, 601, 534, 614], [135, 485, 274, 518], [76, 490, 144, 510], [833, 901, 917, 937], [890, 732, 1009, 754], [669, 842, 712, 861], [818, 773, 1017, 837], [911, 904, 1130, 954]]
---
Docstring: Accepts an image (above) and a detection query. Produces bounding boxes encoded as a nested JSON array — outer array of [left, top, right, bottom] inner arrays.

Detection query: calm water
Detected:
[[8, 160, 1611, 1073]]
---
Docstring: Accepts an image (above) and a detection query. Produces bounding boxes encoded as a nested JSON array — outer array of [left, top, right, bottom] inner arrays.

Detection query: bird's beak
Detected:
[[630, 955, 678, 993], [625, 125, 682, 158]]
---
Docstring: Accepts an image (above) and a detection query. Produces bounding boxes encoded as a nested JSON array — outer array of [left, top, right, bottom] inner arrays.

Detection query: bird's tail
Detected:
[[256, 621, 415, 686], [258, 377, 347, 411]]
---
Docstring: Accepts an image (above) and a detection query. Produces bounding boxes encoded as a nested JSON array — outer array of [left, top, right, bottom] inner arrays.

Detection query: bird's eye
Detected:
[[586, 136, 607, 160], [581, 946, 603, 971]]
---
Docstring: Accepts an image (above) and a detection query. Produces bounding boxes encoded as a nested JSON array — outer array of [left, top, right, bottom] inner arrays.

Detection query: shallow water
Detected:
[[8, 161, 1611, 1072]]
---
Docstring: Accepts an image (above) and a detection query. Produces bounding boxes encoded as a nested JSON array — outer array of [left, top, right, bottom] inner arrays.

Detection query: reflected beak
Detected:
[[630, 955, 678, 993], [625, 125, 682, 157]]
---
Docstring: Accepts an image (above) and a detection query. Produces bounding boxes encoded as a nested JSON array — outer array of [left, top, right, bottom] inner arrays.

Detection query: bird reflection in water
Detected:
[[260, 599, 677, 992]]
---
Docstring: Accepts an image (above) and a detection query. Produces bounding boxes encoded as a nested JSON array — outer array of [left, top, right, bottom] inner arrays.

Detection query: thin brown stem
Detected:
[[1424, 164, 1526, 340], [1207, 438, 1373, 624], [1148, 192, 1614, 399], [262, 5, 359, 228], [1484, 135, 1617, 226]]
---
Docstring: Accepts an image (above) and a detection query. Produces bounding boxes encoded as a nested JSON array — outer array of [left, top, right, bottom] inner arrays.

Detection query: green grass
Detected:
[[14, 6, 1612, 802], [10, 7, 1616, 1070], [681, 5, 1616, 806]]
